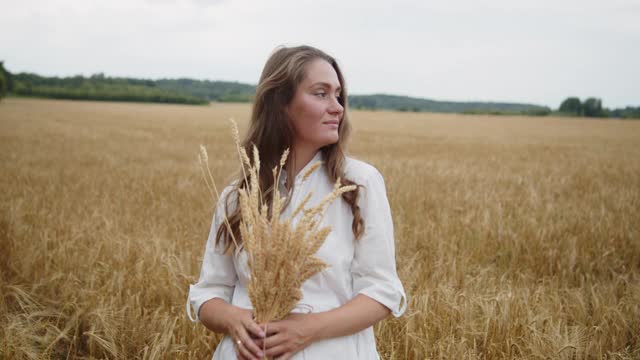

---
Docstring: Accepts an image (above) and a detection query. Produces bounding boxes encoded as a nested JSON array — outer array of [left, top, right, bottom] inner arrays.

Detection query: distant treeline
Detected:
[[0, 62, 252, 105], [0, 62, 637, 118], [557, 96, 640, 119], [349, 94, 639, 119], [348, 94, 552, 116], [11, 74, 208, 105], [0, 65, 208, 105], [155, 78, 254, 102]]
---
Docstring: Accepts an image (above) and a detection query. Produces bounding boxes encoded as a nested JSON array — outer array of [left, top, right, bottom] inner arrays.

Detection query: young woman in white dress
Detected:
[[187, 44, 407, 360]]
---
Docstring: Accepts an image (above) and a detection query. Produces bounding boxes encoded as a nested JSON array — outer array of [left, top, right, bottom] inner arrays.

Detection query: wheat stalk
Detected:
[[236, 146, 356, 325]]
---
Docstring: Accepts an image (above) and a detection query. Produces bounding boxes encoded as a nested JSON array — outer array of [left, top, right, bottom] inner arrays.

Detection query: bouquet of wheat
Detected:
[[198, 120, 356, 328]]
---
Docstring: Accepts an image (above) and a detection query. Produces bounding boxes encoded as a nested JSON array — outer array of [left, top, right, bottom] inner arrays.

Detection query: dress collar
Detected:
[[279, 150, 323, 187]]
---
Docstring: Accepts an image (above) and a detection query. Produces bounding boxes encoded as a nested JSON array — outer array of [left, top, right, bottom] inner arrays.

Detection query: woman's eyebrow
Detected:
[[310, 82, 341, 92]]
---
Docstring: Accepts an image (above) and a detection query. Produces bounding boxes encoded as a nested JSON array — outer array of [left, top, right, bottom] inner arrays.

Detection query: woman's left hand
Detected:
[[254, 313, 318, 359]]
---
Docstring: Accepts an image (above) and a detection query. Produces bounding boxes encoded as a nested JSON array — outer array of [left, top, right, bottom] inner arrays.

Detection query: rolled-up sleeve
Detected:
[[186, 187, 238, 322], [351, 168, 408, 318]]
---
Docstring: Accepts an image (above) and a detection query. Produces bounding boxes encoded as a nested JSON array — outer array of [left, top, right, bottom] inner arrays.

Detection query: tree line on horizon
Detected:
[[0, 65, 208, 105], [558, 97, 640, 119], [0, 62, 638, 119]]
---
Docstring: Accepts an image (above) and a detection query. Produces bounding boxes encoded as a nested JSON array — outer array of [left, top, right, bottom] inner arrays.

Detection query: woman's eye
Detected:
[[314, 92, 341, 101]]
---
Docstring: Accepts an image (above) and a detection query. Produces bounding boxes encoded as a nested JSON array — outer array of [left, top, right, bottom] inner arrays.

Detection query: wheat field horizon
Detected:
[[0, 97, 638, 359]]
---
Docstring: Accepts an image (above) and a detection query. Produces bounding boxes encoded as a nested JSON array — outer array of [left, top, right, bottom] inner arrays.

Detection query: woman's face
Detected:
[[286, 58, 344, 151]]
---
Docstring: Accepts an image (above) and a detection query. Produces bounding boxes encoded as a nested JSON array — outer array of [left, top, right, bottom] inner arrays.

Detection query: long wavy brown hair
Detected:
[[216, 45, 364, 254]]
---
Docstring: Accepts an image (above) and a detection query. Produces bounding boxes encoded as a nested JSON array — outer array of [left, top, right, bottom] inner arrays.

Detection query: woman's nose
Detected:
[[329, 96, 344, 115]]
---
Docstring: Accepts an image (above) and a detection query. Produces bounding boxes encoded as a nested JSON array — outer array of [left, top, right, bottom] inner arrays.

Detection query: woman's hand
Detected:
[[254, 313, 317, 359], [220, 306, 266, 360]]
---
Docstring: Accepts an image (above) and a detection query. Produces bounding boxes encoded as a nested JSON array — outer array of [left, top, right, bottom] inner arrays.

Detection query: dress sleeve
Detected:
[[351, 168, 408, 317], [186, 187, 238, 322]]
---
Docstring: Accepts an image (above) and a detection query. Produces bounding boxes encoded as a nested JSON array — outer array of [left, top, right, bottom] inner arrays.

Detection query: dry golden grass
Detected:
[[0, 97, 638, 359]]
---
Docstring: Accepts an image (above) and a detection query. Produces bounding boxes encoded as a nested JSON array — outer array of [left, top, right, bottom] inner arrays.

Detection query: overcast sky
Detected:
[[2, 0, 639, 108]]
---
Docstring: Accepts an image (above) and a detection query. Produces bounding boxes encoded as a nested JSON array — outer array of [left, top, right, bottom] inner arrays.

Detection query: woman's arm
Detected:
[[198, 298, 239, 334], [308, 293, 390, 340], [256, 294, 390, 358]]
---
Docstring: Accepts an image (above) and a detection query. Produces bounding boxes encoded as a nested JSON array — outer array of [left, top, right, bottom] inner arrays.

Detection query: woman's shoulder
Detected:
[[219, 180, 239, 199], [344, 155, 382, 183], [215, 180, 240, 212]]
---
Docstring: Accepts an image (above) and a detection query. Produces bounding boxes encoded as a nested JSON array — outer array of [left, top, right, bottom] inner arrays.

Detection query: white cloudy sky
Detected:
[[2, 0, 639, 108]]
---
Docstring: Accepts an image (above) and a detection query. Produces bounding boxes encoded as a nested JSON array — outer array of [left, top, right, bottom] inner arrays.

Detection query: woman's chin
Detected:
[[320, 136, 339, 147]]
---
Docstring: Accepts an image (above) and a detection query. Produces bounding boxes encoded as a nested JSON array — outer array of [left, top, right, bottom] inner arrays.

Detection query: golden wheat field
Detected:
[[0, 97, 639, 359]]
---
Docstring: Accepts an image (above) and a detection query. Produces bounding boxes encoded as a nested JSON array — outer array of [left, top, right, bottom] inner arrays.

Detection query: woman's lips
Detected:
[[323, 120, 339, 125]]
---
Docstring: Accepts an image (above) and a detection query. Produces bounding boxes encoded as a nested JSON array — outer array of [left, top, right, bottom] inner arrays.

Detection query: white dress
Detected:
[[186, 151, 407, 359]]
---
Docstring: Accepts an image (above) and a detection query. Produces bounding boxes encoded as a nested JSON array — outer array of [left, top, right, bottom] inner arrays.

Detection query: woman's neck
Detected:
[[288, 144, 319, 180]]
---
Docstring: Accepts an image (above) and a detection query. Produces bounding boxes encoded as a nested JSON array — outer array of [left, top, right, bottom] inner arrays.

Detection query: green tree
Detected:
[[559, 97, 582, 116], [583, 97, 605, 117], [0, 61, 9, 99], [0, 71, 6, 100]]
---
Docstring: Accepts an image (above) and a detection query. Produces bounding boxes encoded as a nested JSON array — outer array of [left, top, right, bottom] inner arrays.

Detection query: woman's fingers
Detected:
[[261, 321, 280, 336], [236, 347, 250, 360], [252, 337, 264, 350], [264, 343, 290, 358], [228, 308, 265, 358], [261, 332, 286, 350], [230, 322, 263, 359], [236, 338, 258, 360], [262, 332, 295, 357], [246, 321, 267, 339], [237, 329, 264, 359]]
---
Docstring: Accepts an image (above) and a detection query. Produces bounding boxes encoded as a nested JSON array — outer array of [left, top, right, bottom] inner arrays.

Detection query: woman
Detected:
[[186, 44, 407, 359]]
